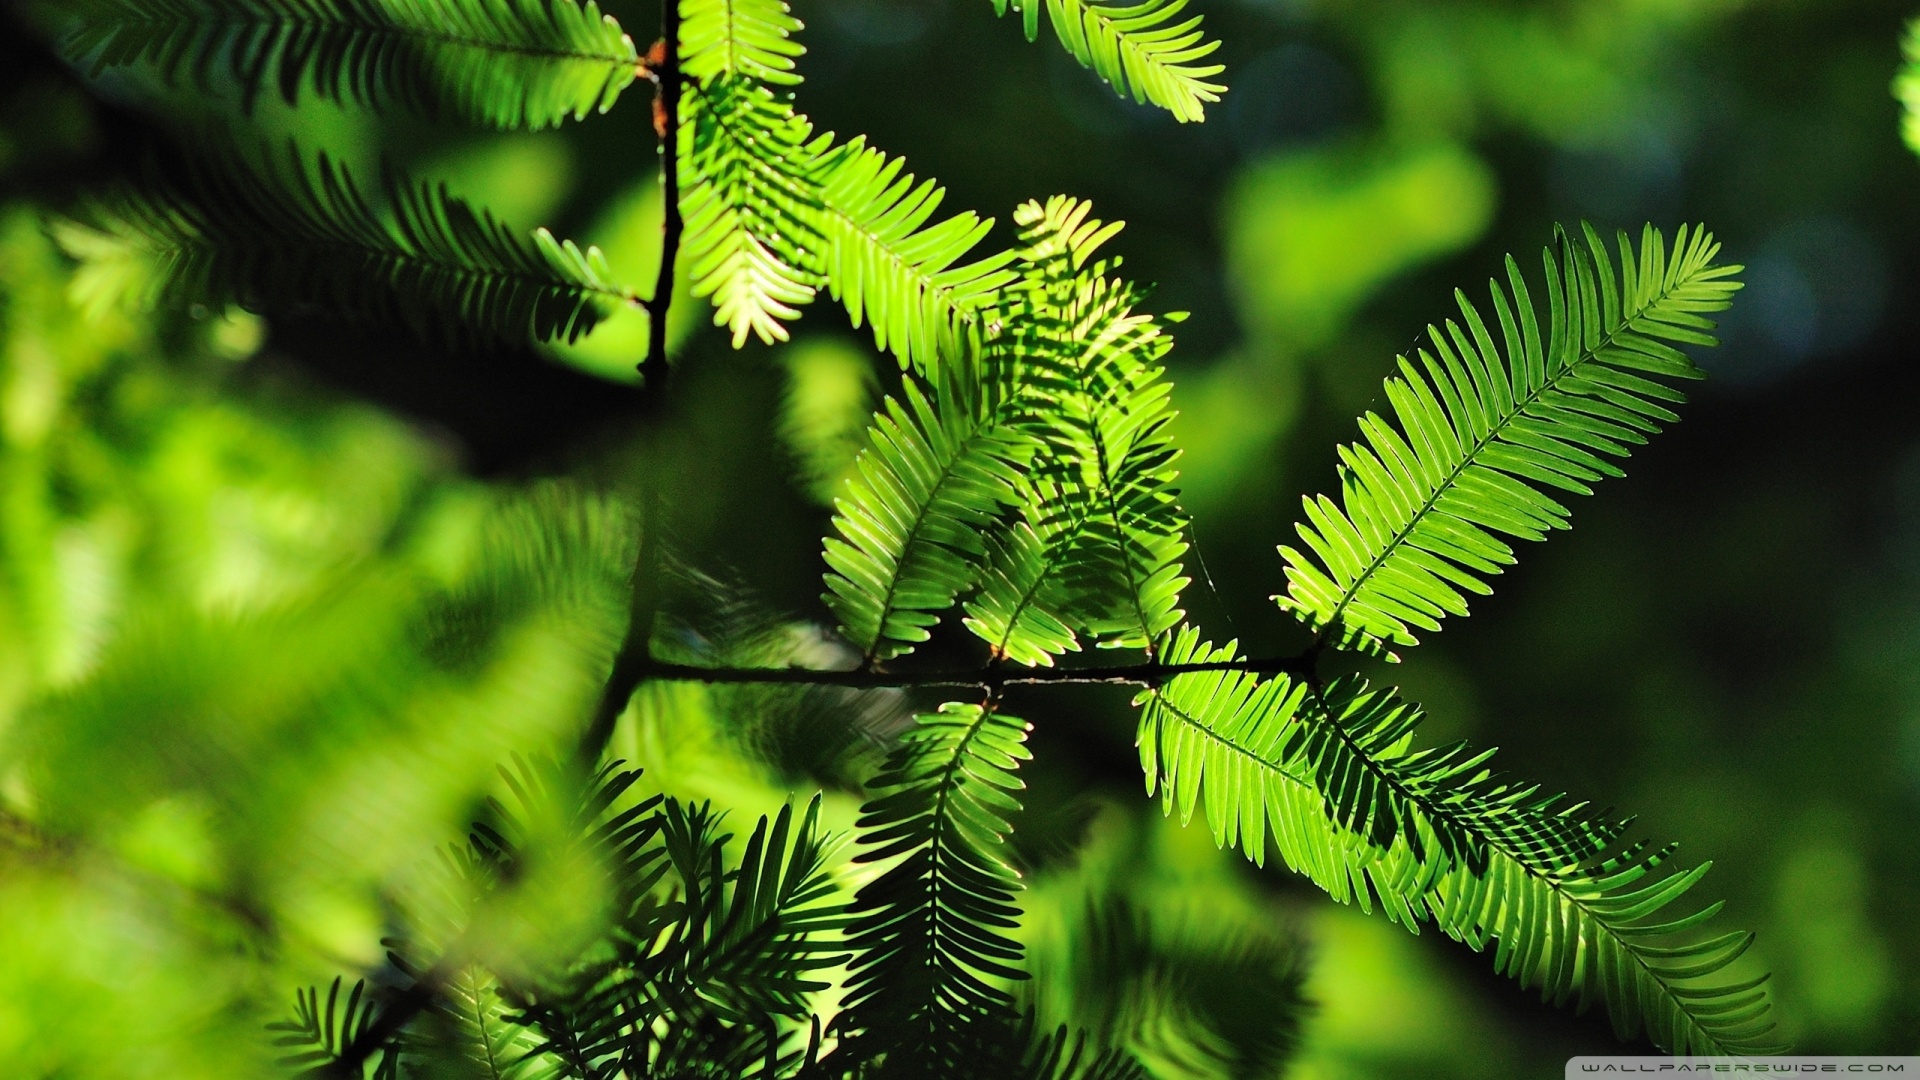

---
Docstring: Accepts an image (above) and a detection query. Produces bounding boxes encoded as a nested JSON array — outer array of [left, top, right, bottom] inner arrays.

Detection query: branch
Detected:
[[637, 8, 683, 400], [578, 4, 683, 766], [635, 652, 1318, 690]]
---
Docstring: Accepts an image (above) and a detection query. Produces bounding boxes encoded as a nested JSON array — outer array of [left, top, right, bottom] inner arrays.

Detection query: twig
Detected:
[[632, 652, 1319, 691], [636, 1, 683, 402]]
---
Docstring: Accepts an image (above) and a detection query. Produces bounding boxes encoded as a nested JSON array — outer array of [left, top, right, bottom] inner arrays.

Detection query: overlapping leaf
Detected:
[[677, 0, 1015, 366], [993, 197, 1190, 652], [1136, 627, 1778, 1055], [1278, 224, 1742, 655], [822, 356, 1035, 664], [815, 139, 1020, 375], [679, 74, 829, 346], [47, 0, 640, 128], [988, 0, 1225, 122], [78, 142, 633, 343], [841, 703, 1034, 1066]]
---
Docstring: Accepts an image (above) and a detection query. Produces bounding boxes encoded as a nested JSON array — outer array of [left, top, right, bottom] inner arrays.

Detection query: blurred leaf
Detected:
[[1225, 140, 1495, 351]]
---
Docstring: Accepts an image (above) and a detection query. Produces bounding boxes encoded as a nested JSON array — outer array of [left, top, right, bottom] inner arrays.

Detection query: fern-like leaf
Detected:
[[268, 977, 399, 1077], [841, 702, 1034, 1066], [998, 197, 1189, 651], [680, 0, 804, 87], [679, 74, 827, 346], [989, 0, 1224, 123], [1278, 223, 1742, 656], [80, 143, 633, 343], [428, 967, 556, 1079], [46, 0, 640, 129], [1136, 628, 1778, 1055], [962, 492, 1084, 667], [816, 139, 1020, 376], [822, 356, 1034, 664]]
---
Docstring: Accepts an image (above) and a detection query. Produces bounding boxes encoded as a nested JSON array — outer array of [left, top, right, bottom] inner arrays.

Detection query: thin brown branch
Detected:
[[579, 1, 683, 766], [634, 652, 1318, 691], [636, 2, 682, 401]]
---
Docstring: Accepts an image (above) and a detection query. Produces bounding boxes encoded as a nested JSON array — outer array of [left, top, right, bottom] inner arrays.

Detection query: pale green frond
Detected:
[[989, 0, 1225, 123], [1277, 223, 1743, 656], [44, 0, 640, 129], [81, 142, 634, 344], [995, 197, 1189, 651], [842, 702, 1034, 1067], [680, 0, 805, 87], [679, 74, 828, 346], [962, 487, 1084, 667], [822, 356, 1035, 664], [1135, 627, 1778, 1056], [817, 139, 1020, 376]]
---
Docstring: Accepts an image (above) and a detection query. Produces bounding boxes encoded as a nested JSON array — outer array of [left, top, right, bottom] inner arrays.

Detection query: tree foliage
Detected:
[[4, 0, 1788, 1072]]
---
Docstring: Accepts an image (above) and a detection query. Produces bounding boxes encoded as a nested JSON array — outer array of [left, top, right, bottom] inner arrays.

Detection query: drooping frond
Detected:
[[988, 0, 1224, 123], [1278, 224, 1742, 656], [79, 143, 633, 343], [821, 358, 1034, 665], [653, 795, 847, 1022], [268, 978, 400, 1077], [680, 0, 804, 87], [815, 140, 1019, 376], [1135, 628, 1778, 1055], [46, 0, 640, 129], [996, 197, 1189, 652], [675, 0, 1020, 368], [841, 703, 1033, 1067], [679, 74, 827, 346], [509, 795, 844, 1076], [962, 491, 1084, 667]]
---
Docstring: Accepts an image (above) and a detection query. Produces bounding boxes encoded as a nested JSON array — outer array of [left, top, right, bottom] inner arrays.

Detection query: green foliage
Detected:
[[1136, 629, 1774, 1054], [994, 197, 1188, 652], [2, 0, 1798, 1070], [840, 703, 1033, 1066], [75, 142, 633, 343], [42, 0, 641, 129], [821, 359, 1032, 663], [988, 0, 1225, 123], [678, 73, 826, 347], [1277, 224, 1741, 656], [676, 0, 1015, 368]]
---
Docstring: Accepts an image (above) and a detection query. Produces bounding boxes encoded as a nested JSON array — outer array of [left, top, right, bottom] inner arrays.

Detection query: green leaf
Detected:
[[45, 0, 641, 129], [816, 139, 1020, 376], [681, 0, 805, 87], [679, 74, 828, 346], [962, 492, 1084, 667], [78, 142, 634, 344], [267, 977, 398, 1075], [1899, 19, 1920, 157], [1136, 627, 1779, 1056], [842, 703, 1034, 1067], [995, 197, 1189, 652], [988, 0, 1225, 123], [1277, 223, 1742, 656], [822, 355, 1035, 664]]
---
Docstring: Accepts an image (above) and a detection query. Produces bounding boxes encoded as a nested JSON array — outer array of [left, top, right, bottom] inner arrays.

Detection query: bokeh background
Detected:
[[2, 0, 1918, 1074]]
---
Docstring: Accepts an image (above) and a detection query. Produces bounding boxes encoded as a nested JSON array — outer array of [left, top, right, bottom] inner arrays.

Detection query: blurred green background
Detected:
[[3, 0, 1919, 1074]]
